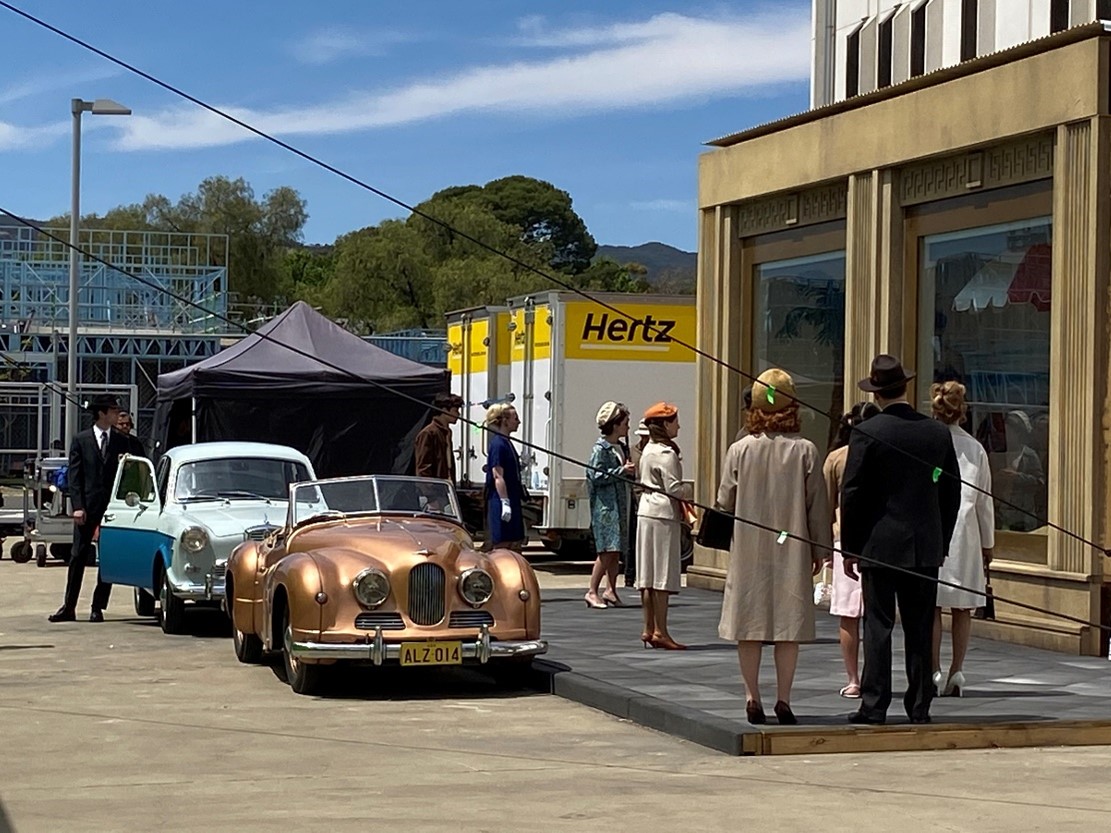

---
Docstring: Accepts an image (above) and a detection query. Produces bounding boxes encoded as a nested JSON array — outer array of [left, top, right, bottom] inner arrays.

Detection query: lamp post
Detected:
[[65, 97, 131, 449]]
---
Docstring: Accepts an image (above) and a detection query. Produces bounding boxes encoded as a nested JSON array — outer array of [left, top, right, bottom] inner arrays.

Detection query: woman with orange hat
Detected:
[[715, 369, 831, 724], [635, 402, 690, 649]]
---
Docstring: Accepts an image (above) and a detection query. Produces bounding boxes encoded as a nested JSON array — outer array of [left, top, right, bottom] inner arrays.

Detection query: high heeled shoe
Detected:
[[931, 670, 945, 697], [773, 701, 798, 725], [943, 670, 966, 697], [649, 634, 687, 650], [640, 631, 654, 648], [601, 592, 625, 607], [746, 700, 766, 725], [584, 594, 608, 609]]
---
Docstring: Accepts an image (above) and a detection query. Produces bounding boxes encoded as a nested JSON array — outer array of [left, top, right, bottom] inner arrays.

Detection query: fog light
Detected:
[[518, 589, 530, 601], [315, 591, 328, 605]]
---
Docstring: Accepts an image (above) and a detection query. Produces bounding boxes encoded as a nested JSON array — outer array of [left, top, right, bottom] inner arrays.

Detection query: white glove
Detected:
[[500, 500, 512, 522]]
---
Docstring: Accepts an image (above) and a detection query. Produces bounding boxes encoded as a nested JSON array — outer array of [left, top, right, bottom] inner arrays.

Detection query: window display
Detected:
[[917, 218, 1051, 532]]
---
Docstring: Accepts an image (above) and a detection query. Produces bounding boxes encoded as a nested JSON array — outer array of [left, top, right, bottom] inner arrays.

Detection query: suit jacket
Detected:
[[840, 403, 961, 570], [68, 426, 130, 523]]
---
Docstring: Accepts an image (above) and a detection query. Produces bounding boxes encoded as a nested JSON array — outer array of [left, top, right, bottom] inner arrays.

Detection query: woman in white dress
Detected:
[[931, 381, 994, 697], [635, 402, 688, 650]]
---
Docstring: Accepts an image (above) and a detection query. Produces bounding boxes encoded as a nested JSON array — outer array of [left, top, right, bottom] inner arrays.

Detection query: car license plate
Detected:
[[399, 641, 463, 667]]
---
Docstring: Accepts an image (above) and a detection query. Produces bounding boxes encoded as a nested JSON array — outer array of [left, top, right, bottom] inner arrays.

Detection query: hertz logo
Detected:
[[580, 312, 675, 344]]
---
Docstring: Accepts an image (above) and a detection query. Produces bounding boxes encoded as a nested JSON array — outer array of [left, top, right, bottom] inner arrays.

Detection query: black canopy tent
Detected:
[[154, 302, 448, 477]]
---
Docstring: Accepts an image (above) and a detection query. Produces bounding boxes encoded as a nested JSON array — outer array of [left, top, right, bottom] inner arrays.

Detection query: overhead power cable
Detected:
[[1, 207, 1107, 637], [0, 0, 1095, 556], [1, 0, 1092, 557]]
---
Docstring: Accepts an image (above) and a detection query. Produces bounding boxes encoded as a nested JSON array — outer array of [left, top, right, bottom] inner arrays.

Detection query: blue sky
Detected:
[[0, 1, 812, 252]]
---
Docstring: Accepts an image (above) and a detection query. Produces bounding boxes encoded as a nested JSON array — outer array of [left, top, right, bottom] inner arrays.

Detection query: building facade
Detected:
[[695, 22, 1111, 655], [813, 0, 1111, 107]]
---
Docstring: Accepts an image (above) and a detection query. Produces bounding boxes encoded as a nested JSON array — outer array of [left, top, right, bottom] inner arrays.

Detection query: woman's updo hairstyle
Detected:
[[930, 381, 967, 425]]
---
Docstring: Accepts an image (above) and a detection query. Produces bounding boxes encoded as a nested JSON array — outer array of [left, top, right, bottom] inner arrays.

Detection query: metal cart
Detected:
[[9, 455, 75, 567]]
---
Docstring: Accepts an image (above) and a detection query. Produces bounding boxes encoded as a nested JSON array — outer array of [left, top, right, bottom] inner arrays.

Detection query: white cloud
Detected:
[[5, 10, 810, 152], [0, 65, 122, 106], [630, 199, 691, 212], [0, 120, 68, 151], [290, 26, 414, 64]]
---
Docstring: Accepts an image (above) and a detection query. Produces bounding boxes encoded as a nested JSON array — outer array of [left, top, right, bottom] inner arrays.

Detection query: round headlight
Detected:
[[353, 568, 390, 608], [181, 526, 208, 553], [459, 568, 494, 606]]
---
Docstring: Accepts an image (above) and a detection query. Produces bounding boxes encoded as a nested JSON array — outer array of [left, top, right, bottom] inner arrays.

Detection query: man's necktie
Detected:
[[99, 430, 108, 461]]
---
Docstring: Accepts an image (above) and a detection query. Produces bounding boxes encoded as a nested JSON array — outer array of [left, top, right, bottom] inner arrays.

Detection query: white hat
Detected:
[[595, 401, 622, 428], [634, 419, 650, 437]]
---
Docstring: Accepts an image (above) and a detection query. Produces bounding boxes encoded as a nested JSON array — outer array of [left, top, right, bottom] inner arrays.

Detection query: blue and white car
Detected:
[[98, 442, 316, 634]]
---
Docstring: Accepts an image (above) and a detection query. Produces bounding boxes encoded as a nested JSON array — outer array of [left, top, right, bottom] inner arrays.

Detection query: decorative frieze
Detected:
[[900, 134, 1054, 206], [735, 182, 847, 237]]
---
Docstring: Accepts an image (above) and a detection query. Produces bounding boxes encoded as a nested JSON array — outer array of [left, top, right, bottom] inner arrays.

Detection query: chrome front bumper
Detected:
[[290, 624, 548, 665], [173, 573, 226, 601]]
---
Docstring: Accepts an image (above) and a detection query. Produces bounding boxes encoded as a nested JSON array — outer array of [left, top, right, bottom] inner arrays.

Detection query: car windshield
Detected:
[[289, 476, 460, 526], [175, 457, 311, 503]]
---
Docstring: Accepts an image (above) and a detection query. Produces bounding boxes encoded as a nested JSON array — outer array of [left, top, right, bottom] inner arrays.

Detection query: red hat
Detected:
[[643, 402, 678, 420]]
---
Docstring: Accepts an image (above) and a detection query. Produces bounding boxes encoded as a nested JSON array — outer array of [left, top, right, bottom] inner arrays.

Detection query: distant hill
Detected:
[[595, 242, 696, 293]]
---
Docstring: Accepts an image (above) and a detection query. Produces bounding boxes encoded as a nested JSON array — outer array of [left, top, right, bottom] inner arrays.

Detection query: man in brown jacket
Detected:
[[414, 392, 463, 484]]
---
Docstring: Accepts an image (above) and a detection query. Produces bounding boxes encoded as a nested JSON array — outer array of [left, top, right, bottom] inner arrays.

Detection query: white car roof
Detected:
[[163, 442, 313, 467]]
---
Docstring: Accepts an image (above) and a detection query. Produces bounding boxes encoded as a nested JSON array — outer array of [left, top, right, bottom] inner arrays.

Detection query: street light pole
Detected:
[[64, 97, 131, 451], [65, 99, 83, 452]]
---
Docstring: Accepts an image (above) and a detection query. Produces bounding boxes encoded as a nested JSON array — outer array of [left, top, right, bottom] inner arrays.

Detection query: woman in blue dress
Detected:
[[483, 403, 526, 550], [585, 401, 634, 608]]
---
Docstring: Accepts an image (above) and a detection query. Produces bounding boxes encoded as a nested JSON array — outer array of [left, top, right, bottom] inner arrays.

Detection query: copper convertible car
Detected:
[[225, 475, 547, 694]]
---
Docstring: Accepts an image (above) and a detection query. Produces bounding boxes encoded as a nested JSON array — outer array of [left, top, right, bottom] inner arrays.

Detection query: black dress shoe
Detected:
[[848, 710, 886, 725], [909, 715, 932, 724], [89, 610, 104, 623], [48, 607, 76, 623]]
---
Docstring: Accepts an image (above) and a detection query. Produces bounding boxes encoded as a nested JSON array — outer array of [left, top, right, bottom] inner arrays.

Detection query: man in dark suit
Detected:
[[49, 394, 131, 623], [840, 355, 961, 724]]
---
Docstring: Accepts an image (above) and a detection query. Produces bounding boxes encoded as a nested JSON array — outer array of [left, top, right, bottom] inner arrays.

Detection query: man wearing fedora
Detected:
[[840, 355, 961, 724], [49, 394, 130, 623]]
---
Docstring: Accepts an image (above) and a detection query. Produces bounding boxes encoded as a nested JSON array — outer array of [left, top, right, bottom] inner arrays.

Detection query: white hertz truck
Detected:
[[507, 291, 697, 557]]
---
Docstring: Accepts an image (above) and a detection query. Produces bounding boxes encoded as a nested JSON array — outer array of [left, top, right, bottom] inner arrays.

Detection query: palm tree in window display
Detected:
[[775, 276, 845, 450]]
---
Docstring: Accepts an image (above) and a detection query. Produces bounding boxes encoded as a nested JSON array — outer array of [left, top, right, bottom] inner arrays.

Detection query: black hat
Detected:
[[86, 393, 122, 414], [858, 354, 915, 393]]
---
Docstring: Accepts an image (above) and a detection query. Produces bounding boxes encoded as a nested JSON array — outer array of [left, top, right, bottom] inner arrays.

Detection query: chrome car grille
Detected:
[[243, 525, 277, 542], [408, 563, 445, 625], [355, 612, 405, 631], [448, 610, 494, 628]]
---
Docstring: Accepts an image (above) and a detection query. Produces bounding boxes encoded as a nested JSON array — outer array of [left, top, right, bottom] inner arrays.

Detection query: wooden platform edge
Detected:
[[742, 719, 1111, 756]]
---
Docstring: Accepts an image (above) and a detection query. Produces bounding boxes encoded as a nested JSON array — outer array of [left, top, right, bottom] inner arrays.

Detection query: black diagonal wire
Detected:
[[0, 1, 1093, 555], [2, 208, 1106, 636]]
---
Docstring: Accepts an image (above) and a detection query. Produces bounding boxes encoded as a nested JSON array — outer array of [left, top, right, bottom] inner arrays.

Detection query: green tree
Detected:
[[54, 176, 308, 306]]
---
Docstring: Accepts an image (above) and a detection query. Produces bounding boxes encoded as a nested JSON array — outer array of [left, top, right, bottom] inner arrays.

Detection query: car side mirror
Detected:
[[124, 492, 141, 508]]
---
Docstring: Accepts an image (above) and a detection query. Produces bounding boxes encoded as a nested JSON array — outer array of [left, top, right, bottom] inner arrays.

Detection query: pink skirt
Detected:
[[829, 543, 863, 618]]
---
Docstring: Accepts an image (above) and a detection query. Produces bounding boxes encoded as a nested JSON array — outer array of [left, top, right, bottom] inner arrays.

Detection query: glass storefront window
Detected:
[[917, 217, 1051, 533], [754, 251, 846, 452]]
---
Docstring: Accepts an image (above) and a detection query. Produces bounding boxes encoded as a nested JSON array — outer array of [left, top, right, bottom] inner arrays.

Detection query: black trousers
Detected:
[[859, 565, 938, 720], [62, 518, 112, 613], [623, 502, 639, 587]]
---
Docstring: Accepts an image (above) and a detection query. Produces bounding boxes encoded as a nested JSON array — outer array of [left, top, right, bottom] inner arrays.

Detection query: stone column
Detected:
[[1047, 118, 1110, 581], [843, 169, 903, 411]]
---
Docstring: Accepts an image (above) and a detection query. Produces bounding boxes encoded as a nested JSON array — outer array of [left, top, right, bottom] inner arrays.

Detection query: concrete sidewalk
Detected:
[[536, 586, 1111, 754]]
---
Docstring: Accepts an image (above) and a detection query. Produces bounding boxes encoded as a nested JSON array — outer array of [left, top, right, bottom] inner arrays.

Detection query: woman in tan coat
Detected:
[[716, 369, 831, 725]]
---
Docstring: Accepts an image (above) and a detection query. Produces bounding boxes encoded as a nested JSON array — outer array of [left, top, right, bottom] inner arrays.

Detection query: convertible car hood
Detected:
[[289, 517, 475, 564], [180, 500, 286, 538]]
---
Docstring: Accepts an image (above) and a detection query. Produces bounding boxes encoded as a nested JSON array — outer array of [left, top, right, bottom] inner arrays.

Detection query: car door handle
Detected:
[[102, 513, 115, 523]]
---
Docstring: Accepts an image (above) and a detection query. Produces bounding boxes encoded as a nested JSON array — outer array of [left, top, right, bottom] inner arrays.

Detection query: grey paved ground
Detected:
[[3, 554, 1111, 832], [539, 585, 1111, 747]]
